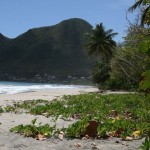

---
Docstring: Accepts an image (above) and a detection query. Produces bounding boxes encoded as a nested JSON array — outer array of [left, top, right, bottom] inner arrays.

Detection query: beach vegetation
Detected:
[[5, 105, 17, 112], [139, 132, 150, 150], [10, 118, 54, 140], [9, 93, 150, 141], [92, 61, 111, 86], [126, 1, 150, 148], [104, 0, 150, 92], [83, 0, 150, 91], [97, 20, 150, 90], [0, 107, 3, 113], [128, 0, 150, 26], [66, 119, 89, 138], [4, 99, 49, 113]]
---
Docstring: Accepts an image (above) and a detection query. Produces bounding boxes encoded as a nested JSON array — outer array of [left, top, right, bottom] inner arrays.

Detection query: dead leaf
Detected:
[[82, 134, 90, 140], [111, 110, 118, 117], [108, 131, 116, 137], [82, 137, 87, 140], [125, 136, 133, 141], [92, 146, 99, 150], [72, 114, 81, 119], [36, 134, 47, 141], [58, 134, 64, 140], [58, 131, 65, 140], [133, 130, 140, 139], [85, 134, 90, 139], [115, 128, 124, 137], [125, 111, 132, 119], [91, 142, 96, 146], [74, 143, 81, 148], [82, 120, 98, 137], [60, 131, 65, 135]]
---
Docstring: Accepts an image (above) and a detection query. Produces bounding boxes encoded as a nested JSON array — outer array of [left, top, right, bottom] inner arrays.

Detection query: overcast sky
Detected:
[[0, 0, 137, 42]]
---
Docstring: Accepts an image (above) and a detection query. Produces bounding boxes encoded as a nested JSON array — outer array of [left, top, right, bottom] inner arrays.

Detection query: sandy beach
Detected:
[[0, 87, 144, 150]]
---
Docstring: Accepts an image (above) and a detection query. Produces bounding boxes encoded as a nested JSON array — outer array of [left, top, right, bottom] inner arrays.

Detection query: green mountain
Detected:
[[0, 18, 95, 82]]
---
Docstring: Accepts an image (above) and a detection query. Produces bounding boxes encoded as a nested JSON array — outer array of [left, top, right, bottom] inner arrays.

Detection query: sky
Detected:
[[0, 0, 138, 42]]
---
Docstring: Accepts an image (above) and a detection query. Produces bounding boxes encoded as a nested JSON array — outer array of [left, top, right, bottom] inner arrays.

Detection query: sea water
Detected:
[[0, 81, 87, 94]]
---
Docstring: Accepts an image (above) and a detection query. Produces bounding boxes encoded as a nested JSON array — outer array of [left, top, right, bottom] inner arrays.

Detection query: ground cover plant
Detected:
[[0, 107, 3, 113], [6, 93, 150, 143], [10, 118, 54, 140]]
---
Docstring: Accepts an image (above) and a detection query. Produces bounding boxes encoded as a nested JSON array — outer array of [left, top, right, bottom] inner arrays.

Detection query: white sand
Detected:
[[0, 87, 144, 150], [0, 87, 98, 106]]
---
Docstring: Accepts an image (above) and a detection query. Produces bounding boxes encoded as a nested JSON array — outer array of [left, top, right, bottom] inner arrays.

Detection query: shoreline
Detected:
[[0, 80, 95, 95], [0, 87, 143, 150], [0, 87, 99, 108]]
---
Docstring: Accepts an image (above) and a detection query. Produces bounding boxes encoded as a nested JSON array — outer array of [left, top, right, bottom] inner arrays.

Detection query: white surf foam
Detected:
[[0, 81, 88, 94]]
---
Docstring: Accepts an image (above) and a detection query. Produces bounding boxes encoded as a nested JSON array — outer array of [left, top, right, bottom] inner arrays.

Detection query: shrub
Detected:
[[92, 61, 111, 85]]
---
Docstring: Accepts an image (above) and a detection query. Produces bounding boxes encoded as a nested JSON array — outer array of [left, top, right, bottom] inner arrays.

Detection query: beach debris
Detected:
[[91, 146, 99, 150], [122, 142, 129, 146], [91, 142, 97, 146], [74, 143, 81, 148], [115, 140, 120, 143], [82, 134, 90, 140], [111, 110, 119, 117], [72, 113, 81, 119], [36, 134, 47, 141], [125, 136, 133, 141], [82, 137, 87, 140], [125, 111, 132, 119], [58, 134, 63, 140], [85, 134, 90, 138], [60, 131, 64, 135], [108, 127, 124, 138], [115, 128, 124, 137], [108, 131, 115, 137], [58, 131, 65, 140]]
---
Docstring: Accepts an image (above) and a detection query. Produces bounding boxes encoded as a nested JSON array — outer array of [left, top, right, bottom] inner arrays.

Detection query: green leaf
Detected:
[[139, 40, 150, 54], [31, 118, 37, 125], [139, 70, 150, 91]]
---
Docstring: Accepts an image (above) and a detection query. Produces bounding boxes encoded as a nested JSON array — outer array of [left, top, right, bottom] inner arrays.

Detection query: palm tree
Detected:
[[128, 0, 150, 26], [85, 23, 118, 62]]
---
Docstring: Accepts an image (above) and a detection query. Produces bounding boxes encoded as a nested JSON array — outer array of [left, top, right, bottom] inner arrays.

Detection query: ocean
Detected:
[[0, 81, 88, 94]]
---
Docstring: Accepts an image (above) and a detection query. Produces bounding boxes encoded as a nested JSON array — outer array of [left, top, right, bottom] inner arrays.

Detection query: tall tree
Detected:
[[129, 0, 150, 96], [85, 23, 118, 62], [128, 0, 150, 26]]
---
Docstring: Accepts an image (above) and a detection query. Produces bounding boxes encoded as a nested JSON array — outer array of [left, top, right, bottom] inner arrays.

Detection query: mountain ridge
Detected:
[[0, 18, 95, 82]]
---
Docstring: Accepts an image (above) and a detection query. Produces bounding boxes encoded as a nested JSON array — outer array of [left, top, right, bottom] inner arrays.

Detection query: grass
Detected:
[[2, 93, 150, 143]]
